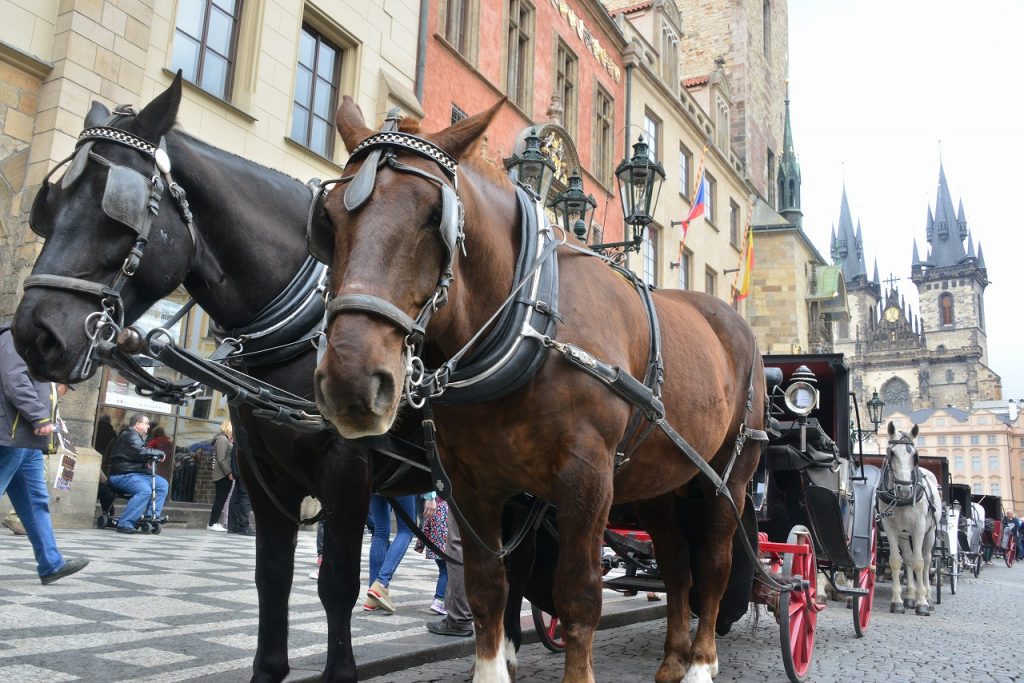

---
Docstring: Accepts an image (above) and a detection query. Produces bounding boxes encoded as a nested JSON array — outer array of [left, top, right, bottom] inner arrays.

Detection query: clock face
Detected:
[[884, 306, 900, 323]]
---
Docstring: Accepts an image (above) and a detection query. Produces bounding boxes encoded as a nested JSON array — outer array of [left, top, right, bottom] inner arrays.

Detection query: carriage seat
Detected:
[[764, 418, 840, 471]]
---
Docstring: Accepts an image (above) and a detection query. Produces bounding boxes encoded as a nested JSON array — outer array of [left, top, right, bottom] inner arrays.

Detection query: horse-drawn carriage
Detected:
[[948, 483, 984, 578], [974, 494, 1018, 568], [594, 354, 880, 682]]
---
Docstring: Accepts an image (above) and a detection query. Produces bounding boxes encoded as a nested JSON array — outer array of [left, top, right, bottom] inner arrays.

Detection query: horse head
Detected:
[[885, 420, 920, 496], [14, 73, 192, 382], [314, 97, 504, 438]]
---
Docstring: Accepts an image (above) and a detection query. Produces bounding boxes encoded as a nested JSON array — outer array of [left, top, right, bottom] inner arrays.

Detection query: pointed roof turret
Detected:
[[957, 198, 967, 239], [912, 239, 922, 267], [833, 186, 869, 283], [928, 163, 968, 266], [872, 258, 880, 285], [966, 233, 976, 259], [778, 92, 803, 227], [978, 244, 987, 270]]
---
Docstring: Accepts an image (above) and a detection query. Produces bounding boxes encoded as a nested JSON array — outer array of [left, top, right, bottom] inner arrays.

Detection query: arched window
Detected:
[[881, 377, 912, 416], [939, 292, 954, 325]]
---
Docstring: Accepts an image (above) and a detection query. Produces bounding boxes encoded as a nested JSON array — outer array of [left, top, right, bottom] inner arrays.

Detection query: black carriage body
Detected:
[[758, 354, 879, 574]]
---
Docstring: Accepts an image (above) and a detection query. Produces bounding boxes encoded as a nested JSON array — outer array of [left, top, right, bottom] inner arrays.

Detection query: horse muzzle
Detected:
[[12, 295, 96, 382], [314, 358, 400, 438]]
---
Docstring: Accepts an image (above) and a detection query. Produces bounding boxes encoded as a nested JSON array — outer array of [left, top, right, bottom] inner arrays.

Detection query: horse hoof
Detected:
[[890, 602, 905, 614], [928, 603, 935, 612], [845, 597, 853, 609], [916, 604, 931, 616], [681, 663, 714, 683]]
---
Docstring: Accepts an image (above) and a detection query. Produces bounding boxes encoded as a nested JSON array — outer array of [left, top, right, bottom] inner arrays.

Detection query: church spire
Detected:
[[778, 91, 802, 227], [832, 186, 869, 284], [927, 162, 968, 266]]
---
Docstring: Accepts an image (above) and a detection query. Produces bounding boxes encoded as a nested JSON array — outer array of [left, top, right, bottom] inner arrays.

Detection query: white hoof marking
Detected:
[[503, 636, 518, 678], [682, 663, 714, 683]]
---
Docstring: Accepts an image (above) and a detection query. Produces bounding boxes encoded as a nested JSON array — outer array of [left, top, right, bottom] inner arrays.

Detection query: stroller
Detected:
[[95, 455, 165, 534]]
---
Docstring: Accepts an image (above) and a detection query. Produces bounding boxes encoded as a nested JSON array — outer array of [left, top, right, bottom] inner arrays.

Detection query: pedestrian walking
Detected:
[[414, 492, 449, 615], [365, 494, 416, 613], [0, 324, 88, 583], [207, 421, 233, 532], [426, 504, 472, 636]]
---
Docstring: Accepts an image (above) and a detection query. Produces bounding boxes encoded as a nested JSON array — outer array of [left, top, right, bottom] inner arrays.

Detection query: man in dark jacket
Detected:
[[0, 324, 89, 583], [107, 413, 169, 533], [227, 439, 255, 536]]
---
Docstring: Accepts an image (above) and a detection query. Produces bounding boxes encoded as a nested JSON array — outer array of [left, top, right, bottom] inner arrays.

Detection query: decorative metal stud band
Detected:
[[78, 127, 157, 156], [349, 132, 458, 177]]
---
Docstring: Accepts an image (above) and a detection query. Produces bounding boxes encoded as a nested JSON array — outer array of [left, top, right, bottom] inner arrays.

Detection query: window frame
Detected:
[[643, 109, 661, 164], [729, 199, 741, 247], [592, 84, 614, 187], [290, 23, 342, 159], [505, 0, 534, 112], [555, 40, 579, 138], [678, 143, 692, 198], [641, 224, 659, 287], [676, 248, 691, 290], [172, 0, 244, 101], [704, 172, 717, 225], [940, 292, 955, 325], [705, 266, 717, 297]]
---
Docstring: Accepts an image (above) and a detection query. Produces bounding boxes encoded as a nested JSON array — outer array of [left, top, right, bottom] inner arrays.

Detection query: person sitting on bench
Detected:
[[107, 414, 169, 534]]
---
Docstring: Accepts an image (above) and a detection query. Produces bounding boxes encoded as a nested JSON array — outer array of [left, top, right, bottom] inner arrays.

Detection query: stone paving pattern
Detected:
[[0, 527, 651, 682], [367, 562, 1024, 682]]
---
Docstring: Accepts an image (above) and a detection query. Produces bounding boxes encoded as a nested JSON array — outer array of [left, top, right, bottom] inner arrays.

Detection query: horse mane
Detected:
[[173, 127, 310, 188]]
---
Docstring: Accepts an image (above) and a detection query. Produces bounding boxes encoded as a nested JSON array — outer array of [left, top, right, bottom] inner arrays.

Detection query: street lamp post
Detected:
[[852, 390, 886, 452]]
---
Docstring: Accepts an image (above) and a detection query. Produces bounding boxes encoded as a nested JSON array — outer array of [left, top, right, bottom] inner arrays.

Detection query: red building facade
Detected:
[[421, 0, 629, 236]]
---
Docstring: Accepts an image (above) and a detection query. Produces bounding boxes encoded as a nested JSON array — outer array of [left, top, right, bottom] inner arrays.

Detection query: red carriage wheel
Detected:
[[779, 526, 817, 683], [852, 523, 876, 637], [531, 604, 566, 653], [1006, 536, 1017, 568]]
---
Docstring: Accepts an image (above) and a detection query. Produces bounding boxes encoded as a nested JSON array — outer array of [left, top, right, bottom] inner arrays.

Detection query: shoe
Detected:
[[228, 528, 256, 536], [116, 526, 138, 534], [309, 555, 322, 580], [367, 580, 395, 612], [208, 523, 227, 532], [426, 618, 472, 637], [40, 557, 89, 585], [362, 602, 381, 612], [430, 598, 447, 615], [3, 517, 26, 536]]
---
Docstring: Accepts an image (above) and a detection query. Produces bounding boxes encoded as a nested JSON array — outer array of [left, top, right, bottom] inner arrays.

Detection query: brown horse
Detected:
[[314, 98, 766, 683]]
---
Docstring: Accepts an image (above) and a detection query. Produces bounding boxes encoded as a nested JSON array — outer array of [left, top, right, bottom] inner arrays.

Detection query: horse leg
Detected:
[[319, 449, 372, 682], [548, 466, 611, 683], [914, 524, 935, 616], [240, 453, 301, 683], [880, 519, 905, 613], [635, 495, 692, 683]]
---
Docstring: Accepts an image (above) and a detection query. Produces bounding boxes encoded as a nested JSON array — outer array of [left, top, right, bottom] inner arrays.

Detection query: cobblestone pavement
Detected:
[[367, 562, 1024, 682], [0, 527, 656, 682]]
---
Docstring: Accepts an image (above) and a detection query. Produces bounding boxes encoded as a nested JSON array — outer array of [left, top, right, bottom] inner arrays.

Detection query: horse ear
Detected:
[[887, 421, 896, 437], [429, 98, 506, 161], [336, 96, 375, 153], [137, 71, 182, 138], [910, 424, 919, 439], [85, 101, 110, 128]]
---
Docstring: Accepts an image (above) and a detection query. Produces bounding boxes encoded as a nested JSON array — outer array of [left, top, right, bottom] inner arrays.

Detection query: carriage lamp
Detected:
[[866, 391, 884, 431], [549, 169, 597, 242], [503, 128, 556, 201], [783, 365, 819, 416]]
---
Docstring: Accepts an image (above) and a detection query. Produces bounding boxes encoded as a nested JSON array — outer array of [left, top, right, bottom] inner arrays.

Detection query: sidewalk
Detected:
[[0, 528, 664, 682]]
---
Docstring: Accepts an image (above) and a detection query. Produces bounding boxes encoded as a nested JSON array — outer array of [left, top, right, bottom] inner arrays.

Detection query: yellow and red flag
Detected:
[[735, 227, 754, 301]]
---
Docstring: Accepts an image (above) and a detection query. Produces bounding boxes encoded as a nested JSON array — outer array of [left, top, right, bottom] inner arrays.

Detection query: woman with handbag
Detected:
[[207, 420, 233, 532]]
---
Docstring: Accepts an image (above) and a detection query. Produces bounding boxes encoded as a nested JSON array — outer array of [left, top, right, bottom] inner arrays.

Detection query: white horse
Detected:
[[877, 422, 941, 616]]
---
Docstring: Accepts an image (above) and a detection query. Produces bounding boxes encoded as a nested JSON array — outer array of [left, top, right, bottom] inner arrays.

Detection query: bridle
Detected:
[[878, 434, 924, 509], [24, 105, 197, 375], [309, 111, 465, 406]]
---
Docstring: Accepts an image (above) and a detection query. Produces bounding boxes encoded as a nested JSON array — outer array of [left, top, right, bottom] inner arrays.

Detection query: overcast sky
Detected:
[[787, 0, 1024, 402]]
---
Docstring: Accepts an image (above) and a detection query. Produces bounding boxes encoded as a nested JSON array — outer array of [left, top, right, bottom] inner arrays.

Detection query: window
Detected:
[[970, 435, 980, 445], [451, 104, 468, 124], [937, 436, 947, 446], [987, 435, 997, 445], [555, 42, 578, 137], [715, 95, 729, 150], [643, 110, 660, 163], [679, 144, 692, 197], [506, 0, 533, 110], [991, 481, 1001, 496], [918, 436, 926, 446], [676, 248, 691, 290], [593, 87, 613, 186], [660, 22, 679, 86], [172, 0, 243, 100], [705, 267, 717, 296], [729, 200, 740, 247], [953, 435, 963, 446], [290, 24, 341, 158], [989, 455, 998, 471], [767, 148, 776, 208], [445, 0, 471, 55], [704, 172, 716, 224], [763, 1, 771, 57], [972, 481, 982, 494], [937, 417, 947, 426], [954, 455, 964, 472], [641, 226, 658, 287], [940, 292, 954, 325], [1020, 438, 1024, 448], [946, 369, 954, 382], [971, 455, 981, 470]]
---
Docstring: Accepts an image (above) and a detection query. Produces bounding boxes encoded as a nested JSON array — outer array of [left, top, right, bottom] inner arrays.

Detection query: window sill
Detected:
[[284, 136, 344, 172], [165, 69, 257, 123]]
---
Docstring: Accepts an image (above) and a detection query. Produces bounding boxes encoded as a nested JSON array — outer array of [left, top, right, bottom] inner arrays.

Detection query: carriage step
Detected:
[[830, 585, 869, 597], [603, 575, 664, 593]]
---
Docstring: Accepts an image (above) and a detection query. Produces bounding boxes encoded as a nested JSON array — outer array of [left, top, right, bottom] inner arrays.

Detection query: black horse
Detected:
[[13, 74, 554, 682], [13, 74, 438, 682]]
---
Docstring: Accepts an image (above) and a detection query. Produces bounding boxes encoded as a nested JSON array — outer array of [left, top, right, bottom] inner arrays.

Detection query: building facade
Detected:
[[832, 165, 1002, 416], [0, 0, 422, 507]]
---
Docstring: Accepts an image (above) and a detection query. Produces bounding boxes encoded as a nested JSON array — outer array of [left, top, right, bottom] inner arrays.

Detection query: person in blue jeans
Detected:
[[107, 414, 169, 533], [0, 325, 88, 584], [364, 494, 416, 613]]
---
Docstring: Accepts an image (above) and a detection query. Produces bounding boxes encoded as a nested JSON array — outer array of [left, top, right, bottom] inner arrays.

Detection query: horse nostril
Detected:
[[369, 371, 396, 416]]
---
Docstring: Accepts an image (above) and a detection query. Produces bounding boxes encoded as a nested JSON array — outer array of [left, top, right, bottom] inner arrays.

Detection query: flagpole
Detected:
[[674, 144, 709, 272]]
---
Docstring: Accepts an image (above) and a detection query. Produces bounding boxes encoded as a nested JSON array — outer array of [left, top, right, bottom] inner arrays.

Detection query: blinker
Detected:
[[101, 165, 153, 233]]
